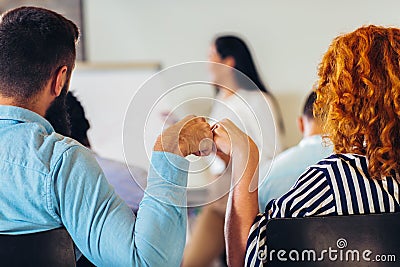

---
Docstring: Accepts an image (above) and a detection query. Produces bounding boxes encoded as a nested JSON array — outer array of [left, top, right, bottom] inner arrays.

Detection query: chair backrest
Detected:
[[0, 227, 76, 267], [263, 213, 400, 267]]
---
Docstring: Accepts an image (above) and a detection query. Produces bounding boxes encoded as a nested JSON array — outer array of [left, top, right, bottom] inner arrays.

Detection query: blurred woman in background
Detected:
[[182, 35, 285, 267]]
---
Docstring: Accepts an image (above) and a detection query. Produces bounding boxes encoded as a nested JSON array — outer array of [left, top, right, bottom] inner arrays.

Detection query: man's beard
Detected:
[[44, 85, 71, 136]]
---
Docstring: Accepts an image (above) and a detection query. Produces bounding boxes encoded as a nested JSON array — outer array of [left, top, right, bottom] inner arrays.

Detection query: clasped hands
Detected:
[[153, 115, 258, 159]]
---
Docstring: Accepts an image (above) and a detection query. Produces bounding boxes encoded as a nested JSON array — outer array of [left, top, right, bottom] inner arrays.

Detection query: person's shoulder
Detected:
[[312, 153, 353, 166], [266, 143, 314, 183], [47, 133, 95, 168], [271, 138, 327, 168], [315, 153, 367, 170], [48, 133, 88, 154], [269, 144, 302, 169], [305, 153, 363, 179], [9, 129, 89, 174]]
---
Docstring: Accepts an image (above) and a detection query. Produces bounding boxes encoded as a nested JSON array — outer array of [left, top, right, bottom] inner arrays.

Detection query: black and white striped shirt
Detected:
[[245, 154, 400, 266]]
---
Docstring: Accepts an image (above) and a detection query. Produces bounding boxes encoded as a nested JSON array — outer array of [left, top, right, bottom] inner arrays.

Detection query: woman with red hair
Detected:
[[218, 25, 400, 266]]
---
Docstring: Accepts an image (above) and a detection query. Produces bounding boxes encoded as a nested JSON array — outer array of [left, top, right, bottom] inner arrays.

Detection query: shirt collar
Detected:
[[0, 105, 54, 134], [298, 135, 323, 147]]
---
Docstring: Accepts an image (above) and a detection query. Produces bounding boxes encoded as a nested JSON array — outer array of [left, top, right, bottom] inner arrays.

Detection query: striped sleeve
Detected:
[[245, 167, 336, 267]]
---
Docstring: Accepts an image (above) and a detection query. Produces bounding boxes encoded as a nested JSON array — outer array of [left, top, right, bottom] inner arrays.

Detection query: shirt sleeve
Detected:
[[245, 167, 336, 267], [50, 146, 189, 267]]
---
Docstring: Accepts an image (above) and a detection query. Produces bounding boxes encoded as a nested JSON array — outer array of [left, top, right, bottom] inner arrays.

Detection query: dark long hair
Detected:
[[214, 35, 285, 133]]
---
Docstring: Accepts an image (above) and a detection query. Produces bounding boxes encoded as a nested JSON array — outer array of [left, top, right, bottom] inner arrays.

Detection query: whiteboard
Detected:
[[69, 63, 216, 198], [69, 63, 160, 170]]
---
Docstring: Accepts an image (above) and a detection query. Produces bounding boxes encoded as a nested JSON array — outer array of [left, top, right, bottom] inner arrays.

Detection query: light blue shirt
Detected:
[[0, 105, 189, 266], [258, 135, 332, 212], [95, 155, 147, 213]]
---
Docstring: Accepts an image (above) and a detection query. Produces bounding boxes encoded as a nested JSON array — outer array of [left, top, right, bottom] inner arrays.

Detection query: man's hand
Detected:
[[154, 115, 214, 157]]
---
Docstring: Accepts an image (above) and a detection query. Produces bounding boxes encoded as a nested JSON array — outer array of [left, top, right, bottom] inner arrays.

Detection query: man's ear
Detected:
[[223, 56, 236, 68], [297, 116, 305, 135], [52, 66, 68, 96]]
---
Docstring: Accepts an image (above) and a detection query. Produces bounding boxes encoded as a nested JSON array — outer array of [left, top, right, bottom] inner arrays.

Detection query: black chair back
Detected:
[[0, 227, 76, 267], [263, 213, 400, 266]]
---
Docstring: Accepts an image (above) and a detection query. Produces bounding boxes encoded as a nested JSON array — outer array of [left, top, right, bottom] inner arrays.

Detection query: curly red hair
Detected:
[[315, 25, 400, 180]]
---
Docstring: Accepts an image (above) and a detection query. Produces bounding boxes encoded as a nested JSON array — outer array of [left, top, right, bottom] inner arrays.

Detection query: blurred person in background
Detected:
[[182, 35, 285, 267], [258, 90, 332, 211], [46, 91, 148, 213]]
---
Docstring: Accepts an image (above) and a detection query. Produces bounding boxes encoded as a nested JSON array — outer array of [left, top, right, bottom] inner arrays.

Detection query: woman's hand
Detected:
[[212, 119, 260, 267], [212, 119, 258, 161]]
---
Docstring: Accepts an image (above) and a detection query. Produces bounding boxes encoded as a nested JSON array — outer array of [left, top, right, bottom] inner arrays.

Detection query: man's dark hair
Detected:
[[65, 91, 91, 148], [302, 91, 317, 119], [0, 6, 79, 102]]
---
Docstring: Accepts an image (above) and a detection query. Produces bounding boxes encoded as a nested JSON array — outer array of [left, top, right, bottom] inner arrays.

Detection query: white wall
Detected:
[[69, 64, 159, 169], [82, 0, 400, 147]]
